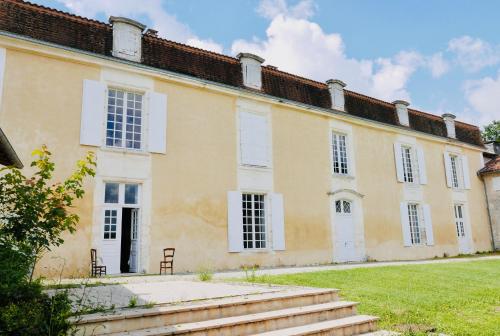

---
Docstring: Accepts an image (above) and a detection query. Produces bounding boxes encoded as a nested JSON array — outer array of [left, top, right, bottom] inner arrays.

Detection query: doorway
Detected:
[[334, 199, 358, 262], [101, 182, 141, 274], [454, 204, 471, 254]]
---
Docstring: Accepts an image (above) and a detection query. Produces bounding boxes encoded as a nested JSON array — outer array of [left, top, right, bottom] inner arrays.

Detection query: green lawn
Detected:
[[247, 260, 500, 336]]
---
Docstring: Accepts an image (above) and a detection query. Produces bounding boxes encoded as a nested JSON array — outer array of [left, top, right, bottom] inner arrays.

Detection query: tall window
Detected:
[[332, 132, 348, 175], [454, 204, 465, 237], [450, 155, 461, 189], [401, 146, 417, 183], [106, 88, 143, 149], [408, 203, 426, 245], [242, 193, 266, 249]]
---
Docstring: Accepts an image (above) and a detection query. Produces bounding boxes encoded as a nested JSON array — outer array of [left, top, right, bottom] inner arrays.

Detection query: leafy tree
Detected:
[[481, 120, 500, 142], [0, 145, 96, 280]]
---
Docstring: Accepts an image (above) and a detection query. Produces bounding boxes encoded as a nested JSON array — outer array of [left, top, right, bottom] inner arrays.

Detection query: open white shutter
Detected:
[[416, 146, 427, 184], [80, 79, 106, 146], [423, 204, 434, 245], [394, 143, 404, 182], [148, 92, 168, 154], [443, 152, 453, 188], [271, 193, 285, 251], [240, 112, 269, 166], [461, 155, 471, 189], [227, 191, 243, 252], [400, 202, 412, 246]]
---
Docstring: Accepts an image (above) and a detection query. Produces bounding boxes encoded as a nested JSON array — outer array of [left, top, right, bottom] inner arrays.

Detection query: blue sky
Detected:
[[33, 0, 500, 127]]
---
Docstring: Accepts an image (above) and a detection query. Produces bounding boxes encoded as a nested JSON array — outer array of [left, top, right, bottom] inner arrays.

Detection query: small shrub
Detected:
[[128, 296, 138, 308], [198, 268, 213, 282], [243, 266, 259, 282]]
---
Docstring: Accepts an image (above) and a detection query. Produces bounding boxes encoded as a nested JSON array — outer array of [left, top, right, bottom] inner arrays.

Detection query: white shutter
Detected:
[[416, 146, 427, 184], [333, 88, 344, 109], [461, 155, 471, 189], [240, 112, 269, 166], [394, 143, 404, 182], [422, 204, 434, 245], [227, 191, 243, 252], [400, 202, 412, 247], [443, 152, 453, 188], [148, 92, 168, 154], [271, 193, 285, 251], [80, 79, 106, 146]]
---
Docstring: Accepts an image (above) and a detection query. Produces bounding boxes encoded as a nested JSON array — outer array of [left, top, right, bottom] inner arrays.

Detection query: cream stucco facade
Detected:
[[0, 34, 493, 278]]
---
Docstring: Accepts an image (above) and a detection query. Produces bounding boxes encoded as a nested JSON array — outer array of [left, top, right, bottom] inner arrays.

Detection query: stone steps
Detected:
[[108, 301, 359, 335], [76, 287, 380, 335], [253, 315, 379, 336], [76, 288, 339, 335]]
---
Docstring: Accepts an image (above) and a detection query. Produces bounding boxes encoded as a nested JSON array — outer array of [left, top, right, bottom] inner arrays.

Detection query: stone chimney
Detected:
[[393, 100, 410, 127], [237, 53, 265, 90], [442, 113, 456, 138], [109, 16, 146, 62], [326, 79, 346, 111]]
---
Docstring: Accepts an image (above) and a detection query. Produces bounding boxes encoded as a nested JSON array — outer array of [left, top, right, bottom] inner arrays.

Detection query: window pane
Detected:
[[104, 183, 119, 203], [335, 200, 342, 213], [242, 193, 266, 249], [125, 184, 139, 204], [343, 201, 351, 213]]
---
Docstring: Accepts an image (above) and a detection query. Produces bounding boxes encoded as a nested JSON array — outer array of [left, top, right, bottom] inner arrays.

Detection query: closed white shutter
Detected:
[[416, 146, 427, 184], [240, 111, 269, 166], [227, 191, 243, 252], [400, 202, 412, 246], [148, 92, 168, 154], [422, 204, 434, 245], [80, 79, 106, 146], [333, 88, 344, 109], [394, 143, 404, 182], [271, 193, 285, 251], [443, 152, 453, 188], [461, 155, 471, 189]]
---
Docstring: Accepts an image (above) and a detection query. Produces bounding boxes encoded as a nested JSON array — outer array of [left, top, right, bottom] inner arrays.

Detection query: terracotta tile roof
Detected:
[[0, 0, 484, 147], [478, 156, 500, 175]]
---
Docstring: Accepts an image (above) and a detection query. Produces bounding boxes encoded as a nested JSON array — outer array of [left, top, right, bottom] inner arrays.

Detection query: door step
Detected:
[[107, 301, 358, 335], [253, 315, 379, 336]]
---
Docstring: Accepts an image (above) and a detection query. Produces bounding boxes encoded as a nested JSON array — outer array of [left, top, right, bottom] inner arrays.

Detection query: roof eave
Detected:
[[0, 128, 23, 168]]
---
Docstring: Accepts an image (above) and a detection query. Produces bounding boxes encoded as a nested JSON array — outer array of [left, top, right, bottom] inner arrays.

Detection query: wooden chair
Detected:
[[90, 249, 106, 277], [160, 248, 175, 275]]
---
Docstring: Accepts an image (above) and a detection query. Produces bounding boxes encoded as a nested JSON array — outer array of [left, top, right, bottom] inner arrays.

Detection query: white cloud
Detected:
[[448, 35, 500, 72], [427, 52, 450, 78], [232, 13, 422, 102], [54, 0, 223, 52], [463, 71, 500, 126], [257, 0, 316, 20]]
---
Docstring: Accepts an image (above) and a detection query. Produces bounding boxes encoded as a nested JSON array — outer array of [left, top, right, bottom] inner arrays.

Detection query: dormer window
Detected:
[[393, 100, 410, 127], [237, 53, 264, 90], [109, 16, 146, 62]]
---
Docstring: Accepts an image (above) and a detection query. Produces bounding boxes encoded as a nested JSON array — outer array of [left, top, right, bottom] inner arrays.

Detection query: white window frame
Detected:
[[104, 182, 142, 206], [449, 154, 463, 189], [332, 132, 349, 175], [242, 193, 268, 250], [335, 199, 352, 215], [105, 87, 146, 151], [401, 145, 419, 184], [454, 204, 466, 238], [407, 203, 427, 245]]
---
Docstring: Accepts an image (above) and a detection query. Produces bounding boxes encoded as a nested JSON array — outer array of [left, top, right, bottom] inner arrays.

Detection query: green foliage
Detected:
[[481, 120, 500, 142], [0, 146, 96, 335], [197, 267, 213, 282], [0, 145, 96, 277], [127, 296, 138, 308]]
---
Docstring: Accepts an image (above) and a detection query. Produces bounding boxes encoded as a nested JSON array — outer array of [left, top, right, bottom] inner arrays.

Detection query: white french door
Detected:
[[334, 200, 358, 262], [129, 208, 139, 273], [101, 207, 122, 274], [454, 204, 471, 254]]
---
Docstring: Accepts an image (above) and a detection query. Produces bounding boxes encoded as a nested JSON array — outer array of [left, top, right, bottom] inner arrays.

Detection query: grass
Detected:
[[247, 259, 500, 336]]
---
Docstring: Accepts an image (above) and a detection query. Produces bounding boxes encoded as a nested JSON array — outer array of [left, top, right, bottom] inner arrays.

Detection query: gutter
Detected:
[[0, 127, 23, 168], [0, 31, 486, 152]]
